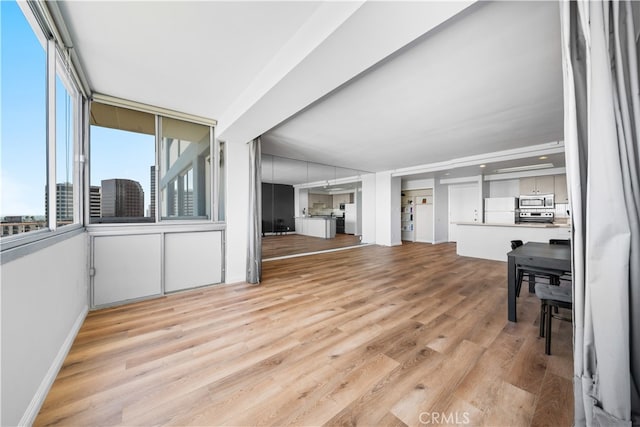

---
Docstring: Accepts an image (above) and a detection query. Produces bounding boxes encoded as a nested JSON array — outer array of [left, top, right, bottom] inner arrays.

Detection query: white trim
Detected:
[[439, 175, 481, 185], [483, 166, 567, 181], [391, 141, 565, 178], [18, 305, 88, 427]]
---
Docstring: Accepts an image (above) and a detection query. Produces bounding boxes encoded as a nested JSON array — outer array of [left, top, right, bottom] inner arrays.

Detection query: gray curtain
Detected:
[[247, 137, 262, 284], [559, 1, 640, 425]]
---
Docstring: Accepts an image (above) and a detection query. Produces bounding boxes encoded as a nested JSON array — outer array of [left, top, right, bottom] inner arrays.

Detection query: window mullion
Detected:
[[47, 38, 57, 231], [212, 132, 219, 222]]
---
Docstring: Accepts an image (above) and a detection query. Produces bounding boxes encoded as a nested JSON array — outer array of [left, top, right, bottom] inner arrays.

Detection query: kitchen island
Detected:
[[294, 217, 336, 239], [454, 222, 570, 261]]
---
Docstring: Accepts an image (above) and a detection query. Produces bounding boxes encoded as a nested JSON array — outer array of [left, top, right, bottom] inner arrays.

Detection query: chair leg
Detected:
[[528, 273, 535, 294], [545, 302, 553, 355], [516, 269, 524, 297], [539, 301, 546, 338]]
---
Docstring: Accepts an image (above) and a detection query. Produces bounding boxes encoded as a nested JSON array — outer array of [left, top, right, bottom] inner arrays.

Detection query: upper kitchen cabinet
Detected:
[[554, 174, 569, 203], [332, 193, 353, 209], [519, 175, 555, 195]]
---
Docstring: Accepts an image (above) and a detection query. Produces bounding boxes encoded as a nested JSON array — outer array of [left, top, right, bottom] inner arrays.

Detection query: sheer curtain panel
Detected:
[[560, 1, 640, 425], [247, 137, 262, 284]]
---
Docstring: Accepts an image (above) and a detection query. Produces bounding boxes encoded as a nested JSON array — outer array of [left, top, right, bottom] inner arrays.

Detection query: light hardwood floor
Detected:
[[35, 242, 573, 426]]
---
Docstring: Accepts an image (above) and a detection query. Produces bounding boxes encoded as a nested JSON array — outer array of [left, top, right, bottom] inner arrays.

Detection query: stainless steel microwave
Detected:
[[519, 194, 554, 209]]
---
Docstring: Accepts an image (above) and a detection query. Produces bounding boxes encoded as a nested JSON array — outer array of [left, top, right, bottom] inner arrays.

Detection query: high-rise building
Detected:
[[89, 186, 101, 218], [101, 179, 144, 218], [48, 183, 74, 224], [149, 166, 156, 219]]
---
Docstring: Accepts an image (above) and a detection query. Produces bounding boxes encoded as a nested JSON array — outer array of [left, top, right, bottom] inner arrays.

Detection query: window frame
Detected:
[[88, 97, 220, 227], [0, 1, 85, 254]]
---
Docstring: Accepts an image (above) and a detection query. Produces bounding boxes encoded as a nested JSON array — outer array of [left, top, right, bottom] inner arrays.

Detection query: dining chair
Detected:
[[535, 282, 572, 355], [548, 239, 572, 285], [511, 239, 562, 296]]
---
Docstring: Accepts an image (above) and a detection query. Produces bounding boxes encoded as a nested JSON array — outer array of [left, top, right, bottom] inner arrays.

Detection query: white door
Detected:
[[448, 183, 481, 242], [415, 203, 433, 242]]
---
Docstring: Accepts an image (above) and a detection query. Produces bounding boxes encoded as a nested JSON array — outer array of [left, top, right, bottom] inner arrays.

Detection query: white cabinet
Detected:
[[400, 189, 433, 242], [554, 174, 568, 203], [93, 234, 162, 306], [415, 203, 434, 242], [519, 175, 555, 195], [400, 195, 414, 241], [332, 193, 352, 208]]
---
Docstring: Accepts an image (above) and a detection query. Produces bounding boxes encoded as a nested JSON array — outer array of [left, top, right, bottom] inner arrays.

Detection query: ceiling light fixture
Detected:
[[494, 163, 555, 173], [539, 156, 548, 160], [479, 164, 486, 168]]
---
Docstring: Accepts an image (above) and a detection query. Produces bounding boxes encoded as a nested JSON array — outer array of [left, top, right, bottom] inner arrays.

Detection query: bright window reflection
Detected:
[[160, 117, 211, 219], [55, 74, 75, 227], [0, 1, 47, 236]]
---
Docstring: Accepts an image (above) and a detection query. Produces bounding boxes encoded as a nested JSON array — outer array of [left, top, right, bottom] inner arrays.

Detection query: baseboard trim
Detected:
[[19, 305, 88, 426]]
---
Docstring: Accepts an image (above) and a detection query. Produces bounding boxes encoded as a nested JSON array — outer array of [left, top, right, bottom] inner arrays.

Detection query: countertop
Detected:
[[454, 222, 570, 228]]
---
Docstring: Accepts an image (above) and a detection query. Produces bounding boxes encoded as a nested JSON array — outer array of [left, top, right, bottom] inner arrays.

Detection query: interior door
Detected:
[[448, 183, 480, 242]]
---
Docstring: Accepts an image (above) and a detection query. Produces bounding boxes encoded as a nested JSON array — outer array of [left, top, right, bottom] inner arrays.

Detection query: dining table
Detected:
[[507, 241, 571, 322]]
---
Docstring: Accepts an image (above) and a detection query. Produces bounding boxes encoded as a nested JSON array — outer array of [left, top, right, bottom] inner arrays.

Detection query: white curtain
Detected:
[[560, 0, 640, 425], [247, 137, 262, 284]]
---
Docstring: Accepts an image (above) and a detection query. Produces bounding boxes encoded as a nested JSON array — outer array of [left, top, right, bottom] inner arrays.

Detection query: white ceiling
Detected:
[[56, 0, 564, 181]]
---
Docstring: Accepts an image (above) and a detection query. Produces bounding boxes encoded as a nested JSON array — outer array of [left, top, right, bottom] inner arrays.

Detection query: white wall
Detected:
[[225, 140, 250, 283], [375, 172, 402, 246], [361, 173, 376, 244], [433, 179, 449, 243], [294, 188, 309, 217], [401, 177, 435, 190], [489, 178, 520, 197], [1, 233, 88, 426]]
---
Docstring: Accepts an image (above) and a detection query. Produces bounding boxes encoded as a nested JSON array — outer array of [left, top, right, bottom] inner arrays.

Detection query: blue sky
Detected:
[[1, 0, 154, 216]]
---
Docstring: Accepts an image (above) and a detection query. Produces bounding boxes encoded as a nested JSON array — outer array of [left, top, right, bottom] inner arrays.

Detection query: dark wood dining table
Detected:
[[507, 241, 571, 322]]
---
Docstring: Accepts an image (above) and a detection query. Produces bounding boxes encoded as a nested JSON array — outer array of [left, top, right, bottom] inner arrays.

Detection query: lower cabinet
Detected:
[[90, 227, 224, 308], [92, 234, 162, 307]]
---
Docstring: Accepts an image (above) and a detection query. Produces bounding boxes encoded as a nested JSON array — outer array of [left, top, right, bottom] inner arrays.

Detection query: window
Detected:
[[55, 72, 76, 228], [89, 102, 217, 224], [0, 1, 47, 236], [1, 0, 82, 243], [89, 103, 155, 223], [160, 117, 211, 220]]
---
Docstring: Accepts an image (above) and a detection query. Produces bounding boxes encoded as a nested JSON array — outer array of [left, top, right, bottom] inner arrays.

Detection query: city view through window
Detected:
[[89, 125, 156, 223], [1, 2, 215, 235], [1, 1, 48, 236]]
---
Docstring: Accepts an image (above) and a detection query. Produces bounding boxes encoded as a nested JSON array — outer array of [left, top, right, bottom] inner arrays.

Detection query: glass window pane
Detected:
[[55, 74, 75, 228], [160, 117, 211, 220], [90, 103, 155, 223], [0, 1, 47, 236]]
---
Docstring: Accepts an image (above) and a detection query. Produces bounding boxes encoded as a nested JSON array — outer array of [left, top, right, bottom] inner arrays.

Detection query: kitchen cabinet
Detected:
[[554, 174, 568, 203], [519, 175, 555, 195], [332, 193, 352, 209]]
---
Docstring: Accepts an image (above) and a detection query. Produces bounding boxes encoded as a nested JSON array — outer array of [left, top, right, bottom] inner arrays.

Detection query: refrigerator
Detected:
[[484, 197, 517, 224], [344, 203, 357, 234]]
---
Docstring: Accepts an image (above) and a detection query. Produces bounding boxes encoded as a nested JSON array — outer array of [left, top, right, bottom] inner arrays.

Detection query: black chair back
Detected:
[[549, 239, 570, 246]]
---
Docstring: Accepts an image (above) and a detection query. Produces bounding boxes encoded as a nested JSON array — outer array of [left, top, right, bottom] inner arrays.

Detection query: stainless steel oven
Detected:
[[519, 210, 555, 223], [519, 194, 554, 209]]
